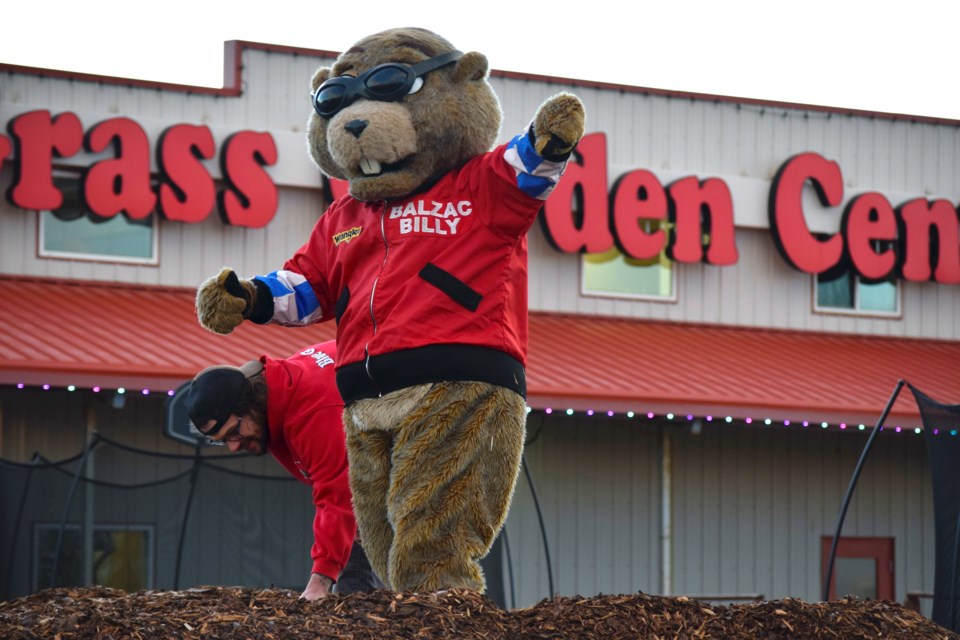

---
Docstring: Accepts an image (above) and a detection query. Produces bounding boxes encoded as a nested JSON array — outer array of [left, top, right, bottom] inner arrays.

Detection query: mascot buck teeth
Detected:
[[195, 27, 585, 593]]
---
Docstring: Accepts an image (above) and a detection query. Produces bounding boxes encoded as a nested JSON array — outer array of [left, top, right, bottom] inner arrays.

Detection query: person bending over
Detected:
[[184, 340, 382, 598]]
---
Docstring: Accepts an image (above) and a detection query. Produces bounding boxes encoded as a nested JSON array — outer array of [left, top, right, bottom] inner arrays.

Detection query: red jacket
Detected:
[[253, 131, 571, 403], [262, 341, 354, 580]]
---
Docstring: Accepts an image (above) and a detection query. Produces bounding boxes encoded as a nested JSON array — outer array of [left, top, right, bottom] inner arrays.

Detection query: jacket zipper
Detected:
[[364, 201, 389, 392]]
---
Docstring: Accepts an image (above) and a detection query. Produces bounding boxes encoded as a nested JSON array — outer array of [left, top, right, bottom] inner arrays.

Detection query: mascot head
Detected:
[[306, 27, 503, 202]]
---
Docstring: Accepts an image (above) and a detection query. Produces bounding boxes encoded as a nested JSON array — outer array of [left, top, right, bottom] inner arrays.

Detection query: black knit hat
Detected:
[[185, 359, 263, 435]]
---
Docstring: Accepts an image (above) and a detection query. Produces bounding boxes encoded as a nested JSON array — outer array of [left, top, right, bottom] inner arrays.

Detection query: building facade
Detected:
[[1, 40, 958, 613]]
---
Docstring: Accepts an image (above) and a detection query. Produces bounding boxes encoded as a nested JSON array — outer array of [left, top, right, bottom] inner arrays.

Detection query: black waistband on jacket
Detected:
[[336, 344, 526, 405]]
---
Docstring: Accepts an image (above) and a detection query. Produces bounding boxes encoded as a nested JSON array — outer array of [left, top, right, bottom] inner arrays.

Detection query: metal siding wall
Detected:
[[3, 50, 958, 338], [0, 392, 937, 605], [504, 413, 662, 608], [0, 389, 310, 596], [668, 423, 934, 603], [503, 414, 933, 609], [0, 181, 324, 288], [494, 76, 960, 340], [527, 213, 960, 341], [0, 47, 332, 289]]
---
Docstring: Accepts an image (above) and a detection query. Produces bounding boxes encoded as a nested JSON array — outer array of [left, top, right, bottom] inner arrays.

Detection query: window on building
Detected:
[[814, 237, 899, 315], [821, 536, 894, 601], [815, 272, 899, 315], [582, 248, 674, 299], [33, 523, 155, 592], [38, 174, 158, 264], [581, 220, 675, 300]]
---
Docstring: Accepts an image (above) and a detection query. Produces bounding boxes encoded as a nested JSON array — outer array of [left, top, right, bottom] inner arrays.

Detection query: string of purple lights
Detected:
[[530, 406, 942, 436], [11, 383, 953, 436]]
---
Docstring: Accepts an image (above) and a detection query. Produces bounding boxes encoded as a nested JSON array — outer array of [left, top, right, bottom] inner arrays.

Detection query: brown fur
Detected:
[[533, 92, 587, 157], [195, 267, 256, 335], [344, 382, 526, 592]]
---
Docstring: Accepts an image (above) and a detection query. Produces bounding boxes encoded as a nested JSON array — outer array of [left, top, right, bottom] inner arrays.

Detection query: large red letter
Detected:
[[540, 132, 613, 253], [897, 198, 960, 284], [218, 131, 278, 228], [6, 110, 83, 210], [156, 124, 216, 223], [667, 176, 738, 265], [83, 117, 156, 219], [841, 192, 897, 282], [0, 134, 10, 163], [769, 152, 844, 274], [610, 169, 667, 260], [325, 176, 349, 202]]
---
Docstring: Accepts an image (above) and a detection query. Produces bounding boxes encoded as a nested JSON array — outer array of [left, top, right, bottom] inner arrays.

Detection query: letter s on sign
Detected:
[[157, 124, 216, 224], [218, 131, 278, 228]]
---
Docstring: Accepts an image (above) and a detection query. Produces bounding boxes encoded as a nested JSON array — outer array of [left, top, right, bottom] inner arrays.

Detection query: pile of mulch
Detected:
[[1, 586, 956, 639]]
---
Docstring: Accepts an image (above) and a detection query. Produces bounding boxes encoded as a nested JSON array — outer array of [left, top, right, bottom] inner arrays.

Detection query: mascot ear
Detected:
[[452, 52, 489, 83], [310, 67, 332, 92]]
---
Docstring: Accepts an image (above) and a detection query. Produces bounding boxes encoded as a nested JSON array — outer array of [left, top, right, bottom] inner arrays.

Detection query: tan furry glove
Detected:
[[195, 267, 258, 335], [532, 92, 586, 161]]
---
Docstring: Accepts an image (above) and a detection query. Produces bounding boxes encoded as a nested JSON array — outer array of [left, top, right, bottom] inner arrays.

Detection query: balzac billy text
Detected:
[[389, 200, 472, 236]]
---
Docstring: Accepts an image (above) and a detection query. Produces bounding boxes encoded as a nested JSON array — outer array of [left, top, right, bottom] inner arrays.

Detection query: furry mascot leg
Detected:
[[344, 381, 526, 592], [342, 418, 395, 589]]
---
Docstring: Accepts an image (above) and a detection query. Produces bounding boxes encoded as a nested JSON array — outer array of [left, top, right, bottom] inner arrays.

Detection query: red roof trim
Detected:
[[524, 311, 958, 429], [0, 40, 956, 126], [2, 277, 955, 429]]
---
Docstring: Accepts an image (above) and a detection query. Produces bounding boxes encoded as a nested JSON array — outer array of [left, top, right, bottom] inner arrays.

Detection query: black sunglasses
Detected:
[[203, 416, 245, 447], [312, 50, 463, 118]]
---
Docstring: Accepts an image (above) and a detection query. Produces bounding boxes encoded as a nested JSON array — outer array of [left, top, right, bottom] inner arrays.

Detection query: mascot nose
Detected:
[[344, 119, 368, 138]]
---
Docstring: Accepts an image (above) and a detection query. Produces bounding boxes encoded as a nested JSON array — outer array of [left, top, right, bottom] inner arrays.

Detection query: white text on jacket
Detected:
[[389, 200, 473, 235], [299, 347, 334, 368]]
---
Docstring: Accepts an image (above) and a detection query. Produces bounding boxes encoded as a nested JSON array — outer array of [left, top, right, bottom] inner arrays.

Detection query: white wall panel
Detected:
[[528, 221, 959, 340], [2, 47, 958, 338]]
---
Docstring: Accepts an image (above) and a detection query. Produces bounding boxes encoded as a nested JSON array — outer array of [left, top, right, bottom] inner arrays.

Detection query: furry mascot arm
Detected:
[[195, 267, 273, 335], [530, 92, 586, 161]]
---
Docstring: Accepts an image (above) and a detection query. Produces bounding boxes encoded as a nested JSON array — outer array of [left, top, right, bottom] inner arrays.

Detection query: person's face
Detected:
[[202, 413, 268, 455]]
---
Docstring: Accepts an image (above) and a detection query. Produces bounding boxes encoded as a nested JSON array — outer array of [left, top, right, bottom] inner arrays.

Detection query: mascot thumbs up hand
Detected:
[[195, 267, 261, 335], [532, 92, 586, 161]]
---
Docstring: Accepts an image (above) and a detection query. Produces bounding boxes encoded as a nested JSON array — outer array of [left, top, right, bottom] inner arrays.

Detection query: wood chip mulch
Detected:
[[1, 586, 956, 639]]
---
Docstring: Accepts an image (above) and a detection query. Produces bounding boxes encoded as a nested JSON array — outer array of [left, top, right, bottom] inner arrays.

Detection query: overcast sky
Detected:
[[2, 0, 956, 120]]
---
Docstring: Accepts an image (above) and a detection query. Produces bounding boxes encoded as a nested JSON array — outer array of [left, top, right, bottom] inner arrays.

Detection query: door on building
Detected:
[[821, 536, 895, 601]]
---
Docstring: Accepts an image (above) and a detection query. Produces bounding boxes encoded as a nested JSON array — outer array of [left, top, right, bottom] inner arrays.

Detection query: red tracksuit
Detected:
[[262, 341, 354, 580]]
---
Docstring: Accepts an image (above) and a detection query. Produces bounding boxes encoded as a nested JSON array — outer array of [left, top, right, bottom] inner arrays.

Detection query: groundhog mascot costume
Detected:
[[195, 27, 584, 594]]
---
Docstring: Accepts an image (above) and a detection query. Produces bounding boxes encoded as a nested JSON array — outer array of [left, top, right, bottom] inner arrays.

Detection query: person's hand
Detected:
[[300, 573, 334, 600]]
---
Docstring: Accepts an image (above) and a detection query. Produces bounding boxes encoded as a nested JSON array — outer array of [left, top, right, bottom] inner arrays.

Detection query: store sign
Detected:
[[543, 133, 959, 285], [770, 152, 959, 284], [2, 113, 957, 284], [542, 133, 739, 266], [2, 110, 278, 228]]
